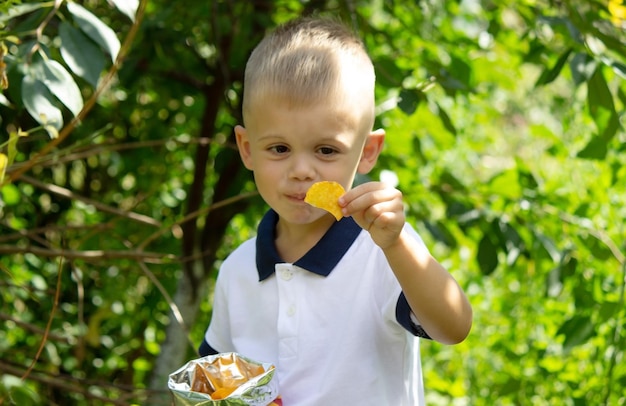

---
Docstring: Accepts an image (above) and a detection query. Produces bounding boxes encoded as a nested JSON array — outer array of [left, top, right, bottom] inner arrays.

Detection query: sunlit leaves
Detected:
[[587, 67, 620, 138], [35, 58, 83, 116], [2, 1, 127, 176], [0, 129, 27, 186], [608, 0, 626, 26], [21, 75, 62, 136], [557, 315, 595, 351], [0, 2, 45, 24], [569, 52, 597, 85], [535, 48, 573, 87], [0, 42, 8, 90], [0, 153, 7, 184], [20, 55, 84, 136], [66, 2, 120, 63], [578, 66, 621, 159], [59, 22, 105, 87], [376, 3, 625, 404], [109, 0, 139, 22]]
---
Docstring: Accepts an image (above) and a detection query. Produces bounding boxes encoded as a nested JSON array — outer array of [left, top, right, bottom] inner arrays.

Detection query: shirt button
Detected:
[[280, 269, 293, 281], [287, 305, 296, 316]]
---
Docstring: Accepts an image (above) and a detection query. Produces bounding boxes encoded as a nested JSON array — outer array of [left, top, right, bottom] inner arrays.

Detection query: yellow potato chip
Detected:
[[304, 181, 345, 221]]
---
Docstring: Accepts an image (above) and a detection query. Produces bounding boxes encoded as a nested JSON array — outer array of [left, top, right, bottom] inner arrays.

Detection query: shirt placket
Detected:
[[275, 263, 299, 362]]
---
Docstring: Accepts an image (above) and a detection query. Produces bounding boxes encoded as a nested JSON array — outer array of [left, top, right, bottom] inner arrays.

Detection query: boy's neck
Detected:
[[274, 216, 336, 263]]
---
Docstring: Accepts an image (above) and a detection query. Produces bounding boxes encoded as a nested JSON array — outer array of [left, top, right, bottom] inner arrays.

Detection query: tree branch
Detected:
[[0, 312, 71, 344], [21, 257, 63, 381], [20, 174, 161, 228], [0, 245, 175, 263], [0, 359, 164, 406]]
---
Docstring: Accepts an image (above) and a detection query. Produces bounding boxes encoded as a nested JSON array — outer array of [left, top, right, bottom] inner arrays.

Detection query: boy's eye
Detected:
[[318, 146, 336, 155], [269, 145, 289, 154]]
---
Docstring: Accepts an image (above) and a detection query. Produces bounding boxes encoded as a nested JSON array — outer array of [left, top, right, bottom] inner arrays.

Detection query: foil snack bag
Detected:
[[168, 352, 280, 406]]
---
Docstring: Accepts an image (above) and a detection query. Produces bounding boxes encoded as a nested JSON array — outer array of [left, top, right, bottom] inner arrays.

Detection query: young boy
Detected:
[[199, 17, 472, 405]]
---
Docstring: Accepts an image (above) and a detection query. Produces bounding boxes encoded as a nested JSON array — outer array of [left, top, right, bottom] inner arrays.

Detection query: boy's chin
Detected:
[[279, 208, 336, 226]]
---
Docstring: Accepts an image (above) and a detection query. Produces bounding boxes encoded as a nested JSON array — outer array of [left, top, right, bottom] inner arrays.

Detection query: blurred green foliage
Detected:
[[0, 0, 625, 405]]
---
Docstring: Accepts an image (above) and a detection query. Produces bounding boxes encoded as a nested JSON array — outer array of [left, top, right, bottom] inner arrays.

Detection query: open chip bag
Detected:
[[168, 352, 280, 406]]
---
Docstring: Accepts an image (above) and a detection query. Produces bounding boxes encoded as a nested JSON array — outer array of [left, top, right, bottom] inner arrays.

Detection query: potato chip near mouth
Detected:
[[304, 181, 345, 221]]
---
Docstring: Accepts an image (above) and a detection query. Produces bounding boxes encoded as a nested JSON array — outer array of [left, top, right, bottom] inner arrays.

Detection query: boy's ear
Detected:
[[357, 129, 385, 174], [235, 125, 253, 170]]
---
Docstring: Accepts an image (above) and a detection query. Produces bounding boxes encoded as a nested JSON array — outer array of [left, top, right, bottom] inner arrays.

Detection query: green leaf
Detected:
[[587, 67, 619, 141], [438, 170, 467, 193], [423, 220, 457, 248], [7, 131, 19, 163], [0, 183, 20, 206], [598, 301, 620, 323], [435, 102, 457, 136], [577, 134, 607, 160], [489, 170, 522, 200], [535, 48, 572, 87], [60, 22, 105, 87], [477, 232, 499, 275], [0, 153, 6, 185], [557, 315, 595, 351], [37, 59, 84, 116], [109, 0, 139, 22], [0, 2, 46, 23], [398, 89, 424, 115], [545, 251, 577, 297], [7, 385, 41, 406], [375, 56, 407, 87], [569, 52, 596, 86], [447, 55, 472, 91], [534, 230, 560, 262], [498, 221, 524, 266], [499, 378, 522, 396], [0, 92, 11, 107], [21, 75, 63, 135], [67, 2, 121, 63], [581, 234, 613, 261], [612, 61, 626, 79]]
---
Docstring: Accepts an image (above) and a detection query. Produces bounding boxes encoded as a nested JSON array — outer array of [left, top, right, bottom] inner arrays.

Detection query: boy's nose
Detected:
[[288, 156, 315, 181]]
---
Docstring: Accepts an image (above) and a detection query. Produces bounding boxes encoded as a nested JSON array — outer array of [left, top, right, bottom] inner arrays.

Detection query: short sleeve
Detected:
[[203, 268, 235, 354], [396, 292, 432, 339]]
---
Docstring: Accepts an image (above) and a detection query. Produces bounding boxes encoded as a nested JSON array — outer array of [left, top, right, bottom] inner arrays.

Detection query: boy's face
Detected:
[[236, 96, 383, 226]]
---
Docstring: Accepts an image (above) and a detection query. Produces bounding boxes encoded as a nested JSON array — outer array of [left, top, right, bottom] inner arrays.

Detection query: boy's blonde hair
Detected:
[[242, 17, 376, 132]]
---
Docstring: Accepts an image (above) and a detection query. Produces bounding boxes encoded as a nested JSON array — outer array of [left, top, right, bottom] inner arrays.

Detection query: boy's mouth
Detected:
[[287, 192, 307, 201]]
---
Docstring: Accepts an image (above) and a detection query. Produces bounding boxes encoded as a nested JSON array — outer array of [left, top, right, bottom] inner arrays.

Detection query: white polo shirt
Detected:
[[202, 210, 429, 405]]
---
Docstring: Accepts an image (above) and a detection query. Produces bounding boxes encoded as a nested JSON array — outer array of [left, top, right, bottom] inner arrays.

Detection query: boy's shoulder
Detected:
[[219, 236, 257, 276]]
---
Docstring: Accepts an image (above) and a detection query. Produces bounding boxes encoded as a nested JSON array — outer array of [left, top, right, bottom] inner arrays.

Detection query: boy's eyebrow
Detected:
[[317, 135, 351, 145], [254, 133, 285, 142], [255, 133, 353, 148]]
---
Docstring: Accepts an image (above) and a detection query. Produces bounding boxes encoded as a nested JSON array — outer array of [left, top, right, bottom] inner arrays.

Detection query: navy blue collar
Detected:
[[256, 210, 362, 281]]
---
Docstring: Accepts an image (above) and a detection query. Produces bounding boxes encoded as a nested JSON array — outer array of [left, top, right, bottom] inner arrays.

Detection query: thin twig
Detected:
[[19, 174, 162, 227], [21, 256, 63, 381], [70, 261, 86, 362], [137, 190, 258, 251], [0, 245, 176, 262], [0, 312, 70, 343], [0, 359, 165, 405], [27, 0, 63, 61], [138, 261, 196, 352], [0, 223, 113, 244], [542, 204, 625, 264]]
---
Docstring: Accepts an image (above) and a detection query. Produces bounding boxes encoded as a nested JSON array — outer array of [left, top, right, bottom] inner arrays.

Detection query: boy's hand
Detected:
[[339, 181, 405, 249]]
